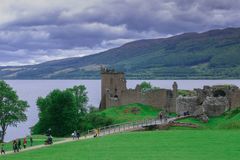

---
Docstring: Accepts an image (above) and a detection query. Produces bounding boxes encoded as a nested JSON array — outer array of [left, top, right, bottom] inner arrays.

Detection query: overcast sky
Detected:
[[0, 0, 240, 66]]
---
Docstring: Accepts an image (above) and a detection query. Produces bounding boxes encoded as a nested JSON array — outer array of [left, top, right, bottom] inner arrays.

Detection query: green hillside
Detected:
[[97, 103, 160, 123], [2, 108, 240, 159], [177, 108, 240, 129], [3, 130, 240, 160], [1, 27, 240, 79]]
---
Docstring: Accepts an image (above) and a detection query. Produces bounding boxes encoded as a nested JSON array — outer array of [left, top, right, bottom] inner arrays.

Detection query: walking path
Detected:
[[1, 115, 191, 156], [2, 136, 93, 155]]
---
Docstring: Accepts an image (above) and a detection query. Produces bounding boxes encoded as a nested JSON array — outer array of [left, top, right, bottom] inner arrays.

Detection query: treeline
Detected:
[[32, 85, 112, 137]]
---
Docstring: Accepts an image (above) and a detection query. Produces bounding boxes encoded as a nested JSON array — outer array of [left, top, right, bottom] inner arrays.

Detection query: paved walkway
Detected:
[[1, 136, 93, 156]]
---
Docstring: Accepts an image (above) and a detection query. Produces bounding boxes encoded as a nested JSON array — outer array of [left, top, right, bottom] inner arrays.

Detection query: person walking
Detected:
[[97, 129, 100, 136], [23, 137, 27, 149], [76, 131, 80, 140], [1, 143, 5, 155], [159, 112, 163, 122], [17, 139, 22, 151], [74, 130, 77, 139], [71, 132, 75, 140], [30, 136, 33, 146], [46, 128, 52, 137], [12, 140, 15, 152], [13, 140, 18, 153]]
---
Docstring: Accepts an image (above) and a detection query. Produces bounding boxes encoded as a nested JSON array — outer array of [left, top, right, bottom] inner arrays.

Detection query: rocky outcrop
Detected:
[[202, 97, 229, 116], [176, 96, 203, 115], [197, 114, 209, 123], [176, 95, 230, 117]]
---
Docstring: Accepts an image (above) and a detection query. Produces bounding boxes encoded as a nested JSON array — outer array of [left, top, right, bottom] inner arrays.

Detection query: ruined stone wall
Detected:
[[105, 89, 174, 111], [100, 69, 178, 111], [176, 96, 200, 115], [202, 97, 229, 116], [230, 90, 240, 109], [176, 96, 230, 116]]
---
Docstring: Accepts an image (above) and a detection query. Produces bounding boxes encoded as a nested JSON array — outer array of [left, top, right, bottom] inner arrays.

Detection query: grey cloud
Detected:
[[0, 0, 240, 66]]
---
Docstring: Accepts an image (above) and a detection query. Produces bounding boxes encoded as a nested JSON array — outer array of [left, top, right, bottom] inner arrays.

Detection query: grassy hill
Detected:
[[3, 130, 240, 160], [1, 27, 240, 79], [97, 103, 160, 123], [177, 108, 240, 129], [2, 107, 240, 159]]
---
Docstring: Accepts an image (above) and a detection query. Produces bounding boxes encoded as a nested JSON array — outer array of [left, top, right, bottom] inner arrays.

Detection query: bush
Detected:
[[80, 113, 113, 132]]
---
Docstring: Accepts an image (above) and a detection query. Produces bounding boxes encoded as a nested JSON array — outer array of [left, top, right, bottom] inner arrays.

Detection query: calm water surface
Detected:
[[5, 80, 240, 142]]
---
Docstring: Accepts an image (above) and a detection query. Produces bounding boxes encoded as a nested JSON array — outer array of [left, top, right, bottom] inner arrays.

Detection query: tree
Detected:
[[139, 81, 152, 91], [34, 88, 86, 137], [67, 85, 88, 116], [0, 80, 29, 142]]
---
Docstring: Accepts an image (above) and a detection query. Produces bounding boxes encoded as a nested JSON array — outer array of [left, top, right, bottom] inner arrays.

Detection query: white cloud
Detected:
[[0, 47, 110, 66]]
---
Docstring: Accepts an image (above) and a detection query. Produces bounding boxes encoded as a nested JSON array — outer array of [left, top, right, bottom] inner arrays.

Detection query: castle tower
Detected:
[[99, 68, 127, 109], [170, 81, 178, 112], [173, 81, 178, 96]]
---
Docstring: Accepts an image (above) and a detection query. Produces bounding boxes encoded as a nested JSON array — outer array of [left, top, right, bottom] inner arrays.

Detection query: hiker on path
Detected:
[[23, 137, 27, 149], [13, 140, 18, 153], [45, 135, 53, 145], [76, 131, 80, 140], [71, 132, 75, 140], [164, 114, 168, 122], [74, 131, 77, 138], [30, 136, 33, 146], [97, 129, 100, 136], [18, 139, 22, 150], [159, 112, 163, 122], [46, 128, 52, 136], [1, 143, 5, 155], [93, 129, 98, 138]]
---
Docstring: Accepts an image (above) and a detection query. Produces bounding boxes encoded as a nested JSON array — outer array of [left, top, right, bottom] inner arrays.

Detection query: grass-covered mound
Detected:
[[177, 108, 240, 129], [97, 103, 160, 123], [3, 130, 240, 160], [218, 108, 240, 129]]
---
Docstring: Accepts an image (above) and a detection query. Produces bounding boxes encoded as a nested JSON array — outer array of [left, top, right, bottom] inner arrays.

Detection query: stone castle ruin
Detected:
[[177, 85, 240, 116], [99, 68, 240, 117], [99, 68, 177, 112]]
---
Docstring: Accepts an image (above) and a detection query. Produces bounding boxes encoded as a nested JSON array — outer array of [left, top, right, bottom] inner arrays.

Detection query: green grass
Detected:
[[2, 135, 64, 152], [177, 89, 195, 96], [98, 103, 160, 123], [177, 108, 240, 129], [2, 108, 240, 159], [2, 130, 240, 160]]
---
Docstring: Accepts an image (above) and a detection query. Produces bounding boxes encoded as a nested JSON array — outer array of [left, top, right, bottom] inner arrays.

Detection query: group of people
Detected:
[[71, 131, 80, 140], [12, 136, 33, 153], [0, 136, 33, 154]]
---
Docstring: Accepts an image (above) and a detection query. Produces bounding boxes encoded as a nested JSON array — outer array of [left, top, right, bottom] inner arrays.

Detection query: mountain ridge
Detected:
[[1, 27, 240, 79]]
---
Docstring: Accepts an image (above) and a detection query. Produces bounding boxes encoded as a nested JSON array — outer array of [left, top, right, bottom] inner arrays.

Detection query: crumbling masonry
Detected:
[[99, 68, 177, 113], [99, 69, 240, 117]]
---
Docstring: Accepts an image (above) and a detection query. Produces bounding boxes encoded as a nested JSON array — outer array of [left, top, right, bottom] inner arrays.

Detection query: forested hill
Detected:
[[1, 27, 240, 79]]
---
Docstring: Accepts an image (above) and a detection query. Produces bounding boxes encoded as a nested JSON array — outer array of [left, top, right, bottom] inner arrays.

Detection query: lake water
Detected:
[[4, 80, 240, 142]]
